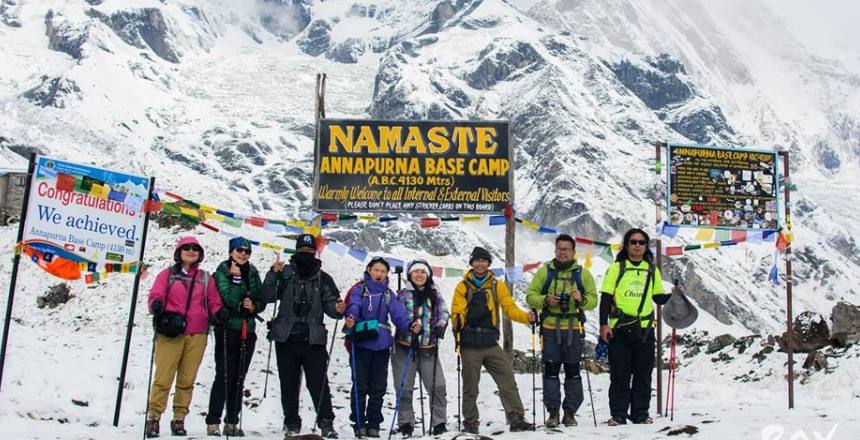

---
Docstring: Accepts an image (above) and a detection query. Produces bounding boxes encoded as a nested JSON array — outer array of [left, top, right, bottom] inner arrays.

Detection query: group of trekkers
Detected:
[[143, 227, 668, 438]]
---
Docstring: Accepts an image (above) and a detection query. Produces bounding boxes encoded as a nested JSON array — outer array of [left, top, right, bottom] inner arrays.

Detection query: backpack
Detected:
[[464, 278, 499, 326], [540, 263, 585, 299]]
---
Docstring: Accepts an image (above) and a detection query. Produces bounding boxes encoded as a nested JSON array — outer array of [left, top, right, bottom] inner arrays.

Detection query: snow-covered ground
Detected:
[[1, 0, 860, 438]]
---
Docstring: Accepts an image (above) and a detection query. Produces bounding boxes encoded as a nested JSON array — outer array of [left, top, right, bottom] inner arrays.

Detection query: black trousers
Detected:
[[349, 347, 390, 430], [207, 326, 256, 424], [608, 327, 655, 422], [275, 339, 335, 429]]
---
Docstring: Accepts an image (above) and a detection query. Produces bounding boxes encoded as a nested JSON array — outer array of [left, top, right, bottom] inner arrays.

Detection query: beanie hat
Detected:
[[229, 237, 252, 254], [469, 246, 492, 265], [295, 233, 317, 250], [407, 259, 434, 284]]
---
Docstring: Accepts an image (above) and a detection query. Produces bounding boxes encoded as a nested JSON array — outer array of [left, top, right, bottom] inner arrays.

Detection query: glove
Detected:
[[214, 307, 231, 325], [151, 300, 164, 316]]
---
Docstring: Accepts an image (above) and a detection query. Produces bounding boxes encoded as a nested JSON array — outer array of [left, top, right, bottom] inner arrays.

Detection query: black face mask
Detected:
[[553, 259, 574, 271], [291, 252, 318, 276]]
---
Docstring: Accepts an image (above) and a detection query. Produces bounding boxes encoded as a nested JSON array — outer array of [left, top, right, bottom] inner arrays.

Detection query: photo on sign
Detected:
[[666, 144, 779, 230]]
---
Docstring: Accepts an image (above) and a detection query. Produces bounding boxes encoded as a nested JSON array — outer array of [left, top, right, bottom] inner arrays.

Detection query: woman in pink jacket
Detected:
[[145, 236, 226, 438]]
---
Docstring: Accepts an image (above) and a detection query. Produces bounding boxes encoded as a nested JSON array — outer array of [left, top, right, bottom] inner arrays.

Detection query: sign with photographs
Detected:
[[313, 119, 511, 214], [667, 144, 779, 230]]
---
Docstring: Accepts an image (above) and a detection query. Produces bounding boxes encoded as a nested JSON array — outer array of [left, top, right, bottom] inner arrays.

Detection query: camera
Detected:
[[558, 293, 570, 313]]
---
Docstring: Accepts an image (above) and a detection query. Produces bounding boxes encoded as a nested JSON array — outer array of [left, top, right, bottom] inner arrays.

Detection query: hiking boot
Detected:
[[463, 419, 479, 434], [562, 411, 577, 427], [170, 419, 187, 436], [607, 416, 627, 426], [509, 416, 534, 432], [283, 424, 301, 435], [319, 420, 338, 439], [546, 409, 560, 428], [207, 423, 221, 436], [223, 424, 245, 437], [431, 423, 447, 435], [399, 424, 414, 438], [366, 428, 380, 438], [354, 427, 367, 438], [633, 416, 653, 424], [145, 418, 159, 438]]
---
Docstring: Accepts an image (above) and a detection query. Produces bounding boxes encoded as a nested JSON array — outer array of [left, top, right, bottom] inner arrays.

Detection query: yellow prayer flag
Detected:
[[90, 184, 109, 199], [199, 204, 216, 213], [180, 207, 199, 217], [784, 232, 794, 243], [703, 242, 720, 249], [584, 251, 593, 270], [611, 243, 622, 252], [358, 215, 379, 222], [304, 226, 321, 237], [522, 220, 540, 231], [695, 228, 715, 242], [262, 242, 284, 251], [461, 216, 481, 223], [204, 212, 225, 222], [287, 220, 307, 228]]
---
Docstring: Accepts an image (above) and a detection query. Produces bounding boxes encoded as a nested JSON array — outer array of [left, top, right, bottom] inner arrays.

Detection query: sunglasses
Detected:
[[180, 245, 202, 252], [628, 239, 648, 246], [234, 248, 252, 255]]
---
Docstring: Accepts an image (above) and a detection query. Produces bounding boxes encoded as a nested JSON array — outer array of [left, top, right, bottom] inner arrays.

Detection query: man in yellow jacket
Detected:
[[451, 246, 536, 434]]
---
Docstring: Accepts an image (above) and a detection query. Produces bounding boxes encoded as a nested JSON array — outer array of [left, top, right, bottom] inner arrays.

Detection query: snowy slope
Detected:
[[0, 0, 859, 438]]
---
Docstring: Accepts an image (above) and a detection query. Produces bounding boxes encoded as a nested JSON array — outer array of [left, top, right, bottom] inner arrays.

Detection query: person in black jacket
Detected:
[[261, 234, 345, 438]]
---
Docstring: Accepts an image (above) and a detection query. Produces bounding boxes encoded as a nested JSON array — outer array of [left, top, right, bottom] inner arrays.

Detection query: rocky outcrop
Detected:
[[22, 75, 81, 108], [778, 312, 830, 353]]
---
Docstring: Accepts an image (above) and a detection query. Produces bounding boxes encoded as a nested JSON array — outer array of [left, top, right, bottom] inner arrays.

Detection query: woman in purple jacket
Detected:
[[344, 257, 420, 438]]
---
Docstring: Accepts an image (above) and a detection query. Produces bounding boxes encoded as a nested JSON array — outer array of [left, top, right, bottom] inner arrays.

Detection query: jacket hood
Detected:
[[173, 236, 204, 264]]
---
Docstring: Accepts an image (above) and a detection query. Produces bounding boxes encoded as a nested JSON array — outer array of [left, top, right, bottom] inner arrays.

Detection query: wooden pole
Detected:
[[503, 121, 515, 360], [780, 150, 794, 409], [655, 141, 664, 416]]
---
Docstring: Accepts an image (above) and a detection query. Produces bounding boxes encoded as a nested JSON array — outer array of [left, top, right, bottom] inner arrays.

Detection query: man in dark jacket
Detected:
[[261, 234, 345, 438]]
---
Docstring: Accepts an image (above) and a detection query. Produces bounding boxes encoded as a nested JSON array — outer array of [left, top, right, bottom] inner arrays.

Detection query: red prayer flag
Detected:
[[431, 266, 443, 277], [56, 173, 75, 192], [665, 247, 684, 256], [420, 217, 441, 228], [731, 230, 747, 243], [245, 217, 267, 227], [144, 200, 162, 213], [321, 213, 338, 222], [503, 203, 513, 218], [776, 233, 788, 253], [523, 261, 542, 272]]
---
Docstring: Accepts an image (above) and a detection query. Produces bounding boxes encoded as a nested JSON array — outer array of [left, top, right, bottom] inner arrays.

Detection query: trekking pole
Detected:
[[577, 305, 597, 427], [311, 317, 340, 435], [262, 301, 277, 399], [429, 342, 440, 432], [222, 325, 231, 439], [414, 307, 426, 437], [454, 327, 462, 432], [389, 343, 416, 440], [530, 308, 537, 430], [142, 330, 156, 440], [350, 338, 363, 438], [235, 316, 249, 436], [666, 328, 677, 420]]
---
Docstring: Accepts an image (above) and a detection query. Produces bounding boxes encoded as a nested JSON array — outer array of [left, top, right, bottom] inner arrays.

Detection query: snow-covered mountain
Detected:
[[1, 0, 858, 438]]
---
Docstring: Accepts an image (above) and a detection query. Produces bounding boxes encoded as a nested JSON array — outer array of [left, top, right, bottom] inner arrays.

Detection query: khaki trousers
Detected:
[[460, 344, 524, 423], [148, 333, 207, 420]]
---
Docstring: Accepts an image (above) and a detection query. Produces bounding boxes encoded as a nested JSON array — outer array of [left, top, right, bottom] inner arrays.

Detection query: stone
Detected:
[[706, 334, 736, 354], [830, 301, 860, 347], [777, 312, 830, 353], [37, 284, 72, 309]]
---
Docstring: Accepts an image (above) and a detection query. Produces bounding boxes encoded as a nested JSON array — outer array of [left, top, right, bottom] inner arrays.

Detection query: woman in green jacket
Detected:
[[206, 237, 265, 436]]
